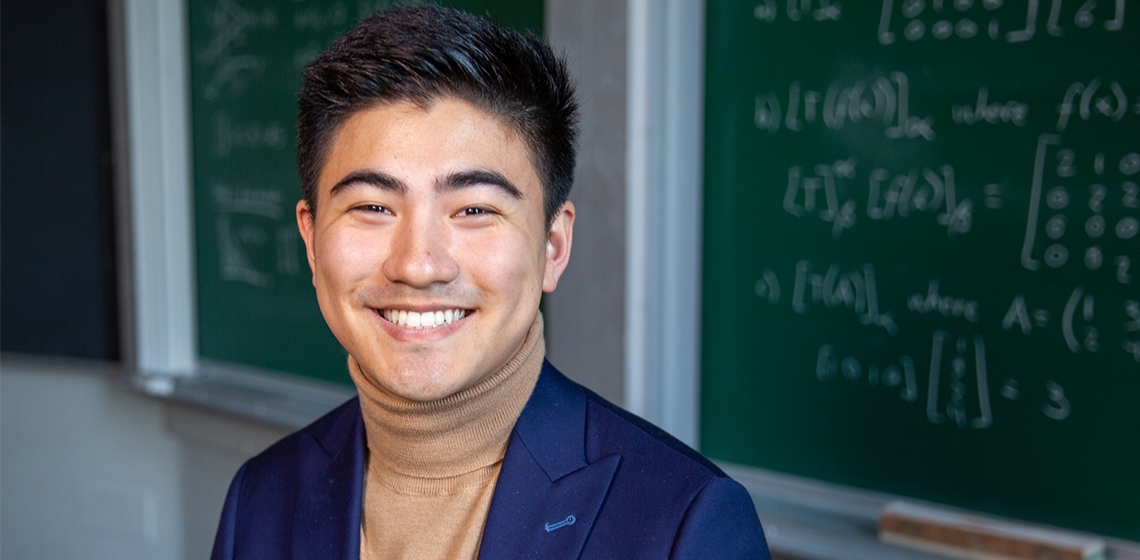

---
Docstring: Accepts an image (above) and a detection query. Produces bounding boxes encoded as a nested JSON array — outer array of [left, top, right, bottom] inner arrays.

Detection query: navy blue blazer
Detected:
[[211, 361, 771, 559]]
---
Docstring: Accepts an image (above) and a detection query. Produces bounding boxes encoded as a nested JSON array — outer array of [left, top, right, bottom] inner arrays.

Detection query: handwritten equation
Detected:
[[760, 258, 1138, 360], [816, 334, 1073, 428], [755, 251, 1139, 427], [878, 0, 1127, 44], [782, 158, 976, 238], [756, 76, 1140, 140], [211, 184, 303, 287], [1021, 134, 1138, 278], [751, 0, 1130, 42], [192, 0, 408, 288], [755, 73, 936, 140]]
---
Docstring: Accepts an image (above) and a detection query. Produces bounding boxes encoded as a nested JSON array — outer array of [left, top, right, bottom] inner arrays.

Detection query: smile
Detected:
[[380, 308, 468, 329]]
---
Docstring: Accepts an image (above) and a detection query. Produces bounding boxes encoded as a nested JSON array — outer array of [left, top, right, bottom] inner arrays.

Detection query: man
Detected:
[[211, 5, 770, 559]]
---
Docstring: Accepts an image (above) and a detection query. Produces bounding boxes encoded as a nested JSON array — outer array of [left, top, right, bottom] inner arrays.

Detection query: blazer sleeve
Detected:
[[210, 462, 248, 560], [669, 477, 772, 559]]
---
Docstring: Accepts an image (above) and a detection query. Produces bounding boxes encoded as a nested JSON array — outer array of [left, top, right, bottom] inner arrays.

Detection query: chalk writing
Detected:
[[783, 159, 859, 237], [906, 279, 982, 323], [791, 261, 899, 334], [199, 0, 277, 64], [1124, 298, 1140, 361], [754, 0, 842, 22], [212, 183, 302, 286], [783, 159, 977, 237], [813, 339, 1077, 426], [817, 344, 920, 402], [1042, 381, 1071, 419], [1056, 79, 1140, 131], [926, 332, 993, 428], [755, 268, 782, 303], [1001, 378, 1021, 400], [1045, 0, 1127, 35], [1002, 293, 1052, 334], [213, 111, 287, 157], [867, 165, 973, 236], [1062, 285, 1100, 353], [1020, 135, 1138, 284], [217, 216, 270, 287], [879, 0, 1126, 45], [293, 3, 349, 31], [755, 73, 936, 140], [203, 55, 264, 101], [951, 88, 1030, 126], [212, 183, 283, 219]]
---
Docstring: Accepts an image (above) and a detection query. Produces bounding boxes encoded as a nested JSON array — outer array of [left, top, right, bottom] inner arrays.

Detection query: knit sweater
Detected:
[[348, 313, 545, 560]]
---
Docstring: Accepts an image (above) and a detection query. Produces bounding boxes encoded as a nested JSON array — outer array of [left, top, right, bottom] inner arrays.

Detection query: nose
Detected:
[[381, 210, 460, 288]]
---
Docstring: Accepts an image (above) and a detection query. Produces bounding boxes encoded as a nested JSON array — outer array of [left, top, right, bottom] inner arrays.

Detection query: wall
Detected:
[[1, 359, 182, 559], [0, 357, 292, 560], [543, 0, 628, 406]]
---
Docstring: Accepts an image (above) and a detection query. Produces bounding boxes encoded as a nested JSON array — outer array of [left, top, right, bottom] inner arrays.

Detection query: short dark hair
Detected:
[[296, 4, 578, 227]]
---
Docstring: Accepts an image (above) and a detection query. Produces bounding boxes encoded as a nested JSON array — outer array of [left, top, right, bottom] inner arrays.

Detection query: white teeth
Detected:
[[382, 308, 468, 329]]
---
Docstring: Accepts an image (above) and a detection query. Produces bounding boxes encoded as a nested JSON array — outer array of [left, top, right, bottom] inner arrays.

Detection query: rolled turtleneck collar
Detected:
[[347, 312, 545, 494]]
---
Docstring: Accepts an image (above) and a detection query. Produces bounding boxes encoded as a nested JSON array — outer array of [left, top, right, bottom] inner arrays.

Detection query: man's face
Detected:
[[297, 98, 573, 402]]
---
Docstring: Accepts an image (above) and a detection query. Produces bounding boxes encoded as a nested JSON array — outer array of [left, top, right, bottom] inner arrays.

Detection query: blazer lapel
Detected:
[[478, 362, 621, 560], [291, 398, 366, 560]]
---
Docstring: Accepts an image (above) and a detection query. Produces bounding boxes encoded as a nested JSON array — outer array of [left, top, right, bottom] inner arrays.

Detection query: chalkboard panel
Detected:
[[702, 0, 1138, 541], [187, 0, 543, 385]]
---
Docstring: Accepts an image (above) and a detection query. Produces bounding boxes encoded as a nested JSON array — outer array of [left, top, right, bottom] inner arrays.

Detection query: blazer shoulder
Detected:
[[581, 387, 727, 481], [241, 396, 361, 484], [551, 377, 768, 558], [212, 397, 365, 560]]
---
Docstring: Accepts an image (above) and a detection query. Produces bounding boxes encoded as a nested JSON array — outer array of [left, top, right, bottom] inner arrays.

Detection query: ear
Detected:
[[296, 200, 318, 286], [542, 201, 575, 293]]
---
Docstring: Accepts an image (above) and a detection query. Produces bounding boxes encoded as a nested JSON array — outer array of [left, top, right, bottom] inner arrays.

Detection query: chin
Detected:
[[378, 360, 470, 402]]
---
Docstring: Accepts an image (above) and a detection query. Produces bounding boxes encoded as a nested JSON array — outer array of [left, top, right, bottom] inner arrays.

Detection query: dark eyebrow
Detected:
[[437, 169, 524, 199], [328, 170, 407, 198]]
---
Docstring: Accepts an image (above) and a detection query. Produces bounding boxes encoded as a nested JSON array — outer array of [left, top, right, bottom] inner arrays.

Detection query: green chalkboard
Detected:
[[187, 0, 543, 385], [702, 0, 1138, 542]]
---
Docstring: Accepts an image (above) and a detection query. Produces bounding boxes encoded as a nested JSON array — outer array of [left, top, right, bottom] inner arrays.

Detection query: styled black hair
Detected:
[[297, 4, 578, 227]]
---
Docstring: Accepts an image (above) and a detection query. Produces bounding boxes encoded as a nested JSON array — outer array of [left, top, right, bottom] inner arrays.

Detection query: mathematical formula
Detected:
[[211, 184, 304, 288], [815, 335, 1073, 427], [758, 260, 1140, 363], [782, 158, 978, 238], [1020, 135, 1138, 278], [752, 0, 1129, 43], [755, 73, 936, 140], [756, 76, 1140, 140], [193, 0, 408, 288]]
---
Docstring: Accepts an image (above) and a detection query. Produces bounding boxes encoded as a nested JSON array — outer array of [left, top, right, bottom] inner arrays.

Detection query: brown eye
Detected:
[[358, 204, 392, 214]]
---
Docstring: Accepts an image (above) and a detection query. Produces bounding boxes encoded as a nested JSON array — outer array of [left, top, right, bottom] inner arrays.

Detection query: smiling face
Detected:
[[297, 98, 574, 402]]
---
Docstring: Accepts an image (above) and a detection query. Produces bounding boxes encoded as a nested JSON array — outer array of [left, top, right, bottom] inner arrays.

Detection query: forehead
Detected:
[[317, 98, 542, 195]]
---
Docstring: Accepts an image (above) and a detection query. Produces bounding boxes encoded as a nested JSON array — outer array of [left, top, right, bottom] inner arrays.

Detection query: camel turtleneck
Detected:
[[348, 312, 545, 560]]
